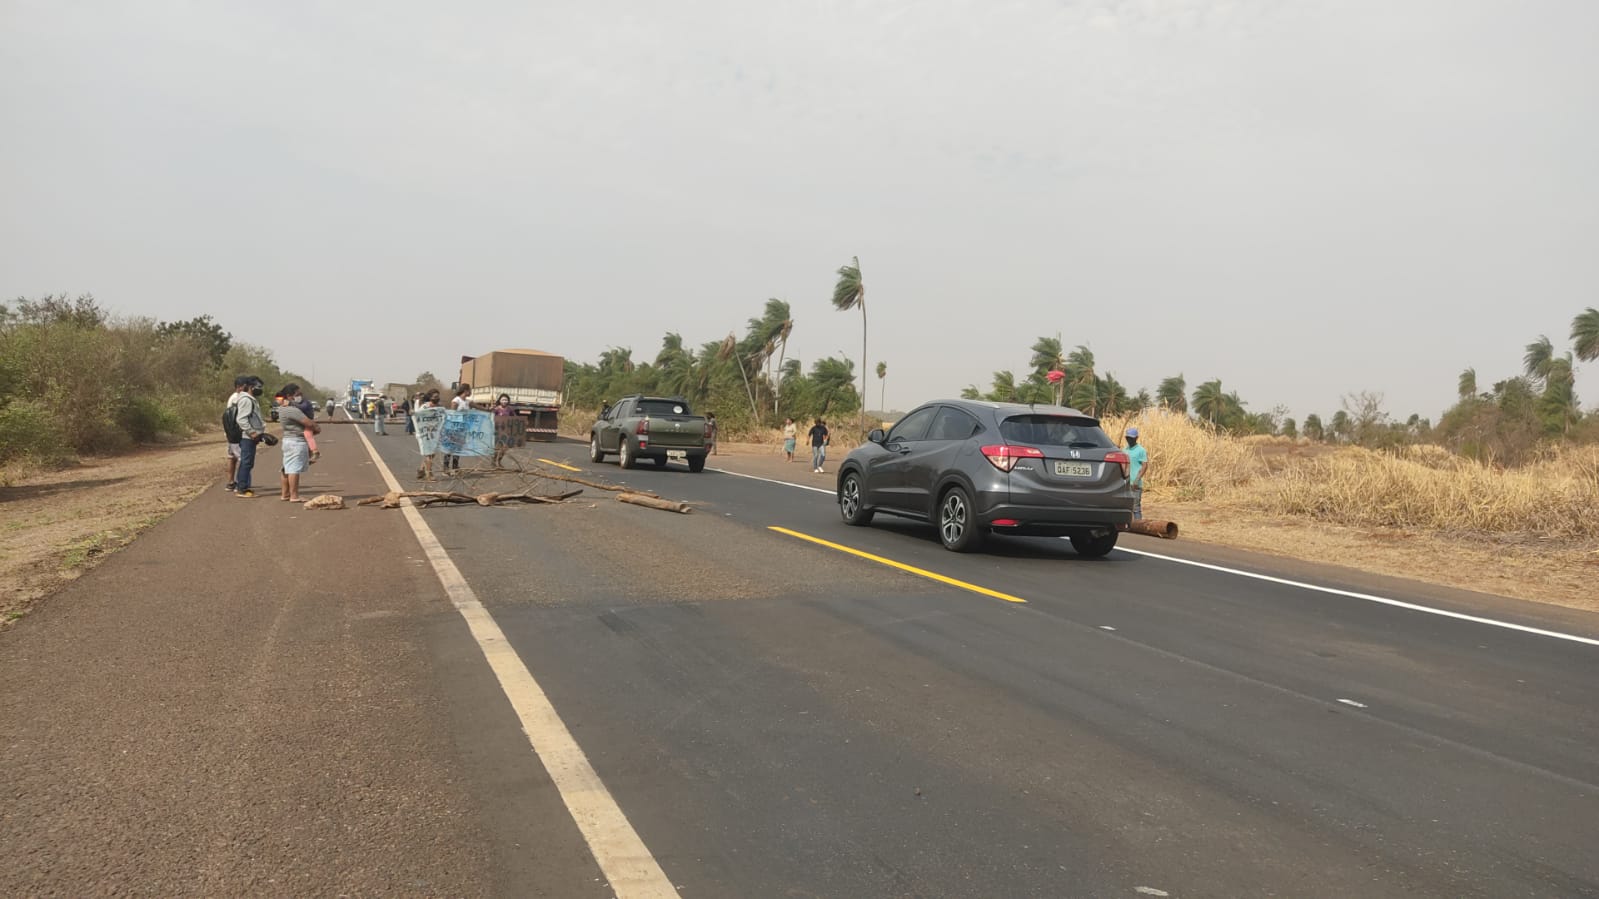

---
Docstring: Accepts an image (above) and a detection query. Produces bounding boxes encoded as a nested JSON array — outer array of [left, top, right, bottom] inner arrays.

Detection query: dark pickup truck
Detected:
[[589, 395, 711, 472]]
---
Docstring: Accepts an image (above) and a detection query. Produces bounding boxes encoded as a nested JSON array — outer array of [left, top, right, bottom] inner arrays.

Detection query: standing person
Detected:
[[294, 389, 319, 463], [808, 418, 830, 473], [233, 376, 266, 498], [400, 395, 414, 435], [491, 393, 514, 468], [445, 386, 471, 471], [782, 417, 797, 463], [324, 397, 336, 418], [414, 392, 438, 480], [223, 376, 249, 491], [373, 395, 387, 435], [275, 386, 319, 501], [705, 411, 718, 456], [1125, 426, 1149, 521]]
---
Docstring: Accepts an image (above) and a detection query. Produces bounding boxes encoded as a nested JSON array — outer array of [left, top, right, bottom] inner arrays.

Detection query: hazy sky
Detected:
[[4, 0, 1596, 420]]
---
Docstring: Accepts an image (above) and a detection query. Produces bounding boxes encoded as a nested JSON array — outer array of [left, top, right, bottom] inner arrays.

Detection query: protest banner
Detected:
[[440, 409, 495, 457], [412, 406, 446, 455]]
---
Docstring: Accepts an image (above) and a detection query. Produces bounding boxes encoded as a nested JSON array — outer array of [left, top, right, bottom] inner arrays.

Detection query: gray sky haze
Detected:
[[4, 0, 1596, 420]]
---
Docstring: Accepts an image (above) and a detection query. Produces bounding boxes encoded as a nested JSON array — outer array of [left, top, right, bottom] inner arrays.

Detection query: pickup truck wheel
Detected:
[[589, 435, 605, 463], [618, 439, 636, 469], [687, 455, 706, 473], [1069, 531, 1118, 558]]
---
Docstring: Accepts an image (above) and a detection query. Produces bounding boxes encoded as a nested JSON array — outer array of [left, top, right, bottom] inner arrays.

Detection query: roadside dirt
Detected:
[[707, 446, 1599, 615], [0, 435, 220, 626]]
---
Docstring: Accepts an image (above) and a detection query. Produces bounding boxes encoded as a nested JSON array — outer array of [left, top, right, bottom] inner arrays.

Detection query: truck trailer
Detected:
[[457, 349, 564, 441]]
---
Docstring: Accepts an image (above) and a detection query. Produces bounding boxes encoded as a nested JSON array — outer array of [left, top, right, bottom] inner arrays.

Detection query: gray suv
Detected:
[[835, 400, 1135, 555]]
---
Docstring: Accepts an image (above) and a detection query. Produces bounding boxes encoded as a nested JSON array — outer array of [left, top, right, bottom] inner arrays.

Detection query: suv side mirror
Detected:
[[867, 428, 886, 444]]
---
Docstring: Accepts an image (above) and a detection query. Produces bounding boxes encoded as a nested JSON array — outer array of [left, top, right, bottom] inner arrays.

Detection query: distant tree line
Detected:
[[0, 294, 328, 464]]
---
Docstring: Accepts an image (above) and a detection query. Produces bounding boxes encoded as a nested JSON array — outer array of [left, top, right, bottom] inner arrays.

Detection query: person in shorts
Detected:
[[274, 385, 319, 501], [224, 376, 249, 491], [782, 417, 797, 462]]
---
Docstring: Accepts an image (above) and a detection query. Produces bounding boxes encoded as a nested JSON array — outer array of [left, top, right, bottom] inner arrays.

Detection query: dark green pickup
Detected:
[[589, 395, 710, 472]]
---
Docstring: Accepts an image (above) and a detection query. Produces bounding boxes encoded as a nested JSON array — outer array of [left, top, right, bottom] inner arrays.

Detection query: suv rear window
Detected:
[[637, 399, 691, 416], [999, 414, 1114, 448]]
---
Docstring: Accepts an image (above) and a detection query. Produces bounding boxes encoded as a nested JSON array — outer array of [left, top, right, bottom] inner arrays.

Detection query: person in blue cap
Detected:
[[1125, 426, 1149, 520]]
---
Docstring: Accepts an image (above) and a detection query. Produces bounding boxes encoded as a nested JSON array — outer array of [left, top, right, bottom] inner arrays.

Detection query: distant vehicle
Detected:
[[590, 395, 710, 472], [834, 399, 1134, 555], [346, 378, 374, 415], [456, 349, 564, 442]]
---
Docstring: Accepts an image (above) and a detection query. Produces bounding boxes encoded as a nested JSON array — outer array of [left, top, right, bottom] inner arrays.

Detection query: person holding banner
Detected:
[[414, 390, 442, 480]]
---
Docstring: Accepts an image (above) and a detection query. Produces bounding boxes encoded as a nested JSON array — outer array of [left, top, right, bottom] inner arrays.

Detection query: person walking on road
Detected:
[[1125, 426, 1149, 521], [400, 395, 414, 435], [491, 393, 514, 468], [782, 417, 797, 462], [416, 390, 440, 481], [275, 386, 319, 501], [233, 377, 266, 498], [706, 411, 718, 456], [325, 397, 336, 418], [808, 418, 830, 473], [373, 396, 387, 436]]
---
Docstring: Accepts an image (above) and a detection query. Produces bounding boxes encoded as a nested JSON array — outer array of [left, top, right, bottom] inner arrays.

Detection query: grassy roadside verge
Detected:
[[0, 436, 219, 627]]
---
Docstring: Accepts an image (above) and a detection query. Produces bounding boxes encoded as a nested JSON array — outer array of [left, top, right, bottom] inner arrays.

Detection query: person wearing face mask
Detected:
[[1124, 426, 1149, 521], [233, 376, 266, 498], [491, 393, 514, 468]]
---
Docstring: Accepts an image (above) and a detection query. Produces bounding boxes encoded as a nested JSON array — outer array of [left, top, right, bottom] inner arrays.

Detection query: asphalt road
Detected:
[[5, 425, 1597, 897], [363, 431, 1599, 898]]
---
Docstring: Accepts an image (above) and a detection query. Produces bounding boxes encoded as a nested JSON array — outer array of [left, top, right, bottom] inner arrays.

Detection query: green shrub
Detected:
[[117, 396, 190, 443], [0, 399, 69, 465]]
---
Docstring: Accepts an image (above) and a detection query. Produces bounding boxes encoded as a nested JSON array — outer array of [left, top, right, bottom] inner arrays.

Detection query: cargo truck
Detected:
[[456, 349, 564, 441], [346, 378, 374, 415]]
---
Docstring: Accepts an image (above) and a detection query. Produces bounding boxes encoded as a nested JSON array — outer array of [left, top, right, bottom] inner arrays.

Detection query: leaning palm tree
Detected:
[[1523, 335, 1554, 385], [875, 361, 887, 413], [718, 332, 761, 422], [1157, 374, 1187, 413], [831, 256, 867, 429], [1574, 307, 1599, 362], [1457, 367, 1477, 401], [1192, 379, 1227, 425]]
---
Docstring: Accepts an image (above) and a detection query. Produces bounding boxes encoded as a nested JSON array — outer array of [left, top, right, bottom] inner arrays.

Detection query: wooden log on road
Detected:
[[356, 488, 583, 509], [617, 493, 691, 514], [1123, 519, 1179, 539]]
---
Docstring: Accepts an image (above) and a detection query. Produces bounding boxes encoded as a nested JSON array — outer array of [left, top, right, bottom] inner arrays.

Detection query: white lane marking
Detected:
[[709, 465, 1599, 650], [351, 426, 676, 897], [709, 466, 835, 495], [1337, 698, 1368, 709], [1135, 888, 1170, 897], [1099, 625, 1117, 631], [1111, 545, 1599, 648]]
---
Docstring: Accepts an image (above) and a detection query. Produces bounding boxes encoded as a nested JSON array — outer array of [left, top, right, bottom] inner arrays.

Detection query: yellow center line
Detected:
[[538, 458, 582, 472], [767, 526, 1028, 604]]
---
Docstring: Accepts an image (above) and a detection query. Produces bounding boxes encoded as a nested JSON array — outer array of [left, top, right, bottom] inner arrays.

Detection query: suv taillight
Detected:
[[980, 445, 1044, 472], [636, 418, 649, 447], [1105, 450, 1130, 479]]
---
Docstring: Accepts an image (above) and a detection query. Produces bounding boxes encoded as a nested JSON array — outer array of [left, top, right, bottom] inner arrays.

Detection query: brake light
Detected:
[[1105, 450, 1129, 479], [636, 418, 648, 448], [980, 445, 1044, 472]]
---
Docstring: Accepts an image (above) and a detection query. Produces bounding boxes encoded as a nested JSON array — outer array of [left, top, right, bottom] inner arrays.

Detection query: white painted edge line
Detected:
[[351, 425, 677, 897], [709, 466, 835, 495], [1337, 698, 1368, 709], [1111, 545, 1599, 648], [711, 465, 1599, 650]]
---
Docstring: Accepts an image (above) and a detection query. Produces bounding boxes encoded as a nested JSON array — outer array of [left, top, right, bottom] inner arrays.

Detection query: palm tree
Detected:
[[1574, 307, 1599, 362], [875, 361, 887, 412], [1157, 374, 1187, 412], [1523, 335, 1554, 385], [1303, 413, 1324, 442], [810, 356, 857, 415], [1096, 373, 1128, 416], [1192, 379, 1227, 425], [655, 332, 695, 397], [1539, 353, 1579, 435], [831, 256, 867, 430], [960, 385, 981, 400], [986, 371, 1019, 403], [1065, 346, 1096, 413], [1458, 367, 1477, 401], [718, 333, 761, 422], [1330, 409, 1352, 443], [748, 299, 793, 414], [1029, 335, 1066, 404]]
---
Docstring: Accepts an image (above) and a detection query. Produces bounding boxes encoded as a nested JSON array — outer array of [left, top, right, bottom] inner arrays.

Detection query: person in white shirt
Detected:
[[445, 385, 472, 471]]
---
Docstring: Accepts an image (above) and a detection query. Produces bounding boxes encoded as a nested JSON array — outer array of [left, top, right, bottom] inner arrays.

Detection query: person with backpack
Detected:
[[232, 376, 267, 498], [223, 376, 249, 491]]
